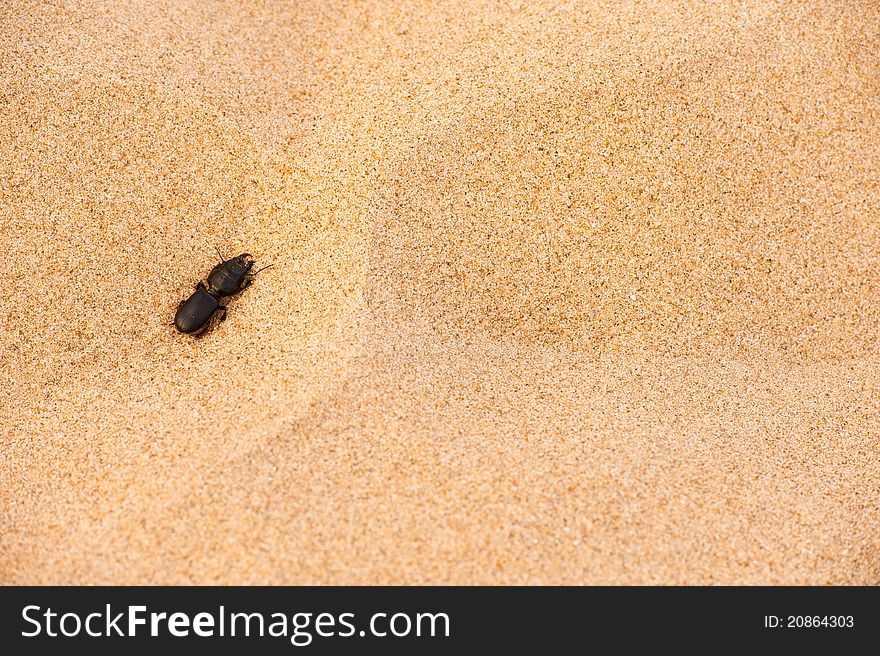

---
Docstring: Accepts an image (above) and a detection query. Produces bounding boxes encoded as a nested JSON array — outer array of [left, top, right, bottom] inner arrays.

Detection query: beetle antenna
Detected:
[[251, 263, 275, 276], [216, 247, 226, 262]]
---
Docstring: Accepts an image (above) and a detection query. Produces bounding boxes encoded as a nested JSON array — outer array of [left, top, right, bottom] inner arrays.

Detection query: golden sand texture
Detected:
[[1, 0, 878, 584]]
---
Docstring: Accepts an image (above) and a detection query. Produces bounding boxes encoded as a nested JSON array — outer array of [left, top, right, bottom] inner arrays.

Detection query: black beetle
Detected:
[[174, 252, 271, 334]]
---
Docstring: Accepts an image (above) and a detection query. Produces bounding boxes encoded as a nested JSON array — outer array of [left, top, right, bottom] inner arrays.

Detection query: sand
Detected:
[[1, 0, 878, 584]]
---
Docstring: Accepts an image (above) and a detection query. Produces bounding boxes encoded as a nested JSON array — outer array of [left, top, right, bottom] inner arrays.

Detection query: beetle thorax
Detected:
[[207, 259, 251, 297]]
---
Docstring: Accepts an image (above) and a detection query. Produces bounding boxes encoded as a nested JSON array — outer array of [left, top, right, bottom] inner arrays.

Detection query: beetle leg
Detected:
[[217, 307, 228, 322], [239, 277, 254, 291]]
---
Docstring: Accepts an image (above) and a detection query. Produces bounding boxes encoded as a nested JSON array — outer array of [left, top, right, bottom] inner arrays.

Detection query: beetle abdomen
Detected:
[[174, 288, 220, 334]]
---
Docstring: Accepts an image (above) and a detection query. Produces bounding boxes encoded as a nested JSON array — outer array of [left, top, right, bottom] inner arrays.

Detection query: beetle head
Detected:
[[234, 253, 255, 271]]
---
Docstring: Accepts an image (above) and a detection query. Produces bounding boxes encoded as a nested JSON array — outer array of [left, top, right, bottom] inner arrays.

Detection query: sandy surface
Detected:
[[1, 0, 879, 584]]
